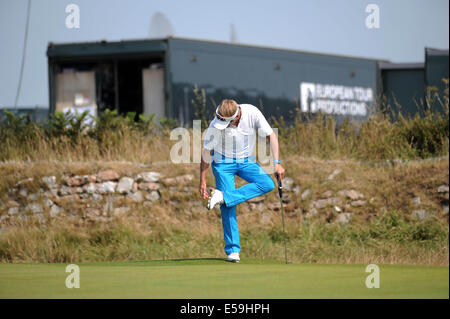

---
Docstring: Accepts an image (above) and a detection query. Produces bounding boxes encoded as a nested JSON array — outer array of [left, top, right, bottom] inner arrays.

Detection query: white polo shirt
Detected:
[[203, 104, 273, 159]]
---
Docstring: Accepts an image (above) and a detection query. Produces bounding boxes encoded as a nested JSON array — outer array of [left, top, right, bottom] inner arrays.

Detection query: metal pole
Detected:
[[276, 174, 290, 264], [15, 0, 31, 108]]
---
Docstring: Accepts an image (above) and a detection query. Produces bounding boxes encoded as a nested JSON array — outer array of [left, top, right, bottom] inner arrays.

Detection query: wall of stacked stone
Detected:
[[0, 170, 195, 225], [0, 167, 448, 226]]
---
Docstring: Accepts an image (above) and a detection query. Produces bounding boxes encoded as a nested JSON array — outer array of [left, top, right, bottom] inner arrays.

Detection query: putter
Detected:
[[276, 174, 291, 264]]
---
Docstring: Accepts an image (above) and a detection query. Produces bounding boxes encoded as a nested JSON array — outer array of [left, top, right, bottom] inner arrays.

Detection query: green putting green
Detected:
[[0, 259, 448, 298]]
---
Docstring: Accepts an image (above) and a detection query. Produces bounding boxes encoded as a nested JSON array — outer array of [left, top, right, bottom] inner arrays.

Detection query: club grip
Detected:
[[276, 174, 283, 198]]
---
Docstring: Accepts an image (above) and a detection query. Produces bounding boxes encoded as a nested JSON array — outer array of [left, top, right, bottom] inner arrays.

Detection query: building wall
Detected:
[[381, 68, 425, 119], [46, 39, 446, 125], [425, 48, 449, 113], [168, 38, 379, 126]]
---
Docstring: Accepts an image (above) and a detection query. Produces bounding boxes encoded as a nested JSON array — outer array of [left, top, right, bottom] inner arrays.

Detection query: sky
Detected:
[[0, 0, 448, 107]]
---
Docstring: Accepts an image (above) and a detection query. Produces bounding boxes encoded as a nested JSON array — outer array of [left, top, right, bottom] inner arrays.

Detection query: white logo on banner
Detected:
[[300, 82, 373, 116]]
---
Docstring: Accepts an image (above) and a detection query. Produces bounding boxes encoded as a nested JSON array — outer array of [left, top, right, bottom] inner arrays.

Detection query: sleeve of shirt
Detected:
[[203, 126, 220, 150], [254, 108, 273, 137]]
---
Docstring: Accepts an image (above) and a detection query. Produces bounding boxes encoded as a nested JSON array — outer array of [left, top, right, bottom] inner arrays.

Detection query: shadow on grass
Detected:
[[95, 257, 287, 267], [169, 258, 227, 262], [121, 257, 230, 266]]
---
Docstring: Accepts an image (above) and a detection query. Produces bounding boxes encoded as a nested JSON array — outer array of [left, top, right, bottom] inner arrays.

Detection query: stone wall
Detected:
[[0, 168, 448, 226]]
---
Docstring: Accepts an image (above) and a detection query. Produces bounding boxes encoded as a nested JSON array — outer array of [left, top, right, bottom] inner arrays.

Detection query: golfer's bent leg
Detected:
[[223, 161, 275, 207], [212, 163, 241, 255]]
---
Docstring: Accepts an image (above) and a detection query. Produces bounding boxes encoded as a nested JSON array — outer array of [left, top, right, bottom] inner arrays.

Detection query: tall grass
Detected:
[[0, 210, 447, 265], [0, 109, 173, 163], [271, 90, 449, 161], [2, 83, 447, 163]]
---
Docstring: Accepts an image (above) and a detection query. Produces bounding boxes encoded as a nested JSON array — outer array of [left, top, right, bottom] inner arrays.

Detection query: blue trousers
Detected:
[[211, 155, 275, 255]]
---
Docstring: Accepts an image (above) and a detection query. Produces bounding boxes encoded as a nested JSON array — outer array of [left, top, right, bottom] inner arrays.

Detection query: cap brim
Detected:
[[211, 117, 230, 130]]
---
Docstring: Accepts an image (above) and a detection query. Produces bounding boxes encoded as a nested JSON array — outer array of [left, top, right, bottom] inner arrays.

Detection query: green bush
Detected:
[[158, 116, 179, 131], [397, 109, 449, 158], [192, 85, 209, 130]]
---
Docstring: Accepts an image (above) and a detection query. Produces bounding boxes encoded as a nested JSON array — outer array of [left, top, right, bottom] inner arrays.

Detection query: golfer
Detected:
[[199, 99, 285, 262]]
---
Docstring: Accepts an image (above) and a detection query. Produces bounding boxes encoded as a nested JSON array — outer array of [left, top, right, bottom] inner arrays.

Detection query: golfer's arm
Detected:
[[268, 132, 280, 161], [200, 149, 213, 181]]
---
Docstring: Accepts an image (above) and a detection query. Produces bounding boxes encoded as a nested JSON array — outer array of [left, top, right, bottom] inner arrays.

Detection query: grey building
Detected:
[[425, 48, 449, 114], [378, 47, 449, 120], [45, 37, 448, 126], [378, 62, 425, 119]]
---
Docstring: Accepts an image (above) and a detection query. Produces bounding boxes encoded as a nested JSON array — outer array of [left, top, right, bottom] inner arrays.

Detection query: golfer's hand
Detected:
[[275, 164, 285, 180], [199, 180, 210, 199]]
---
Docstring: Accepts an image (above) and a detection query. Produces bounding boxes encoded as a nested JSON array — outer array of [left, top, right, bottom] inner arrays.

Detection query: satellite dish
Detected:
[[148, 12, 175, 38], [230, 23, 238, 43]]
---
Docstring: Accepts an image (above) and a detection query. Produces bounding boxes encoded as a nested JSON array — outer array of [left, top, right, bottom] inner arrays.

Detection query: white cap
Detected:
[[212, 105, 239, 130]]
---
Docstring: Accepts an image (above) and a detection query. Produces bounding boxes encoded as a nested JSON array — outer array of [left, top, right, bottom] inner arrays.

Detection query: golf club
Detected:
[[276, 173, 291, 264]]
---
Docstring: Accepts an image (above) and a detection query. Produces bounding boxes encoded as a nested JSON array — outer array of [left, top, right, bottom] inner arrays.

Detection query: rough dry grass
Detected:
[[0, 156, 448, 265], [282, 155, 449, 222]]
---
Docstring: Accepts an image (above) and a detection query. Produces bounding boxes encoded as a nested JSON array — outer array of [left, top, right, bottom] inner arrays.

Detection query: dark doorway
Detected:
[[96, 62, 115, 113], [117, 60, 144, 116]]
